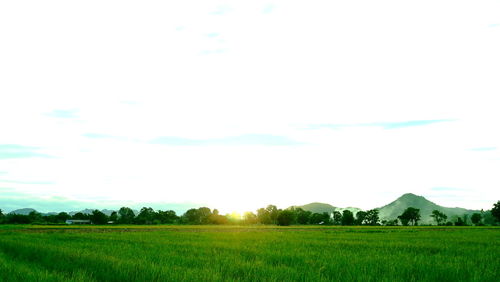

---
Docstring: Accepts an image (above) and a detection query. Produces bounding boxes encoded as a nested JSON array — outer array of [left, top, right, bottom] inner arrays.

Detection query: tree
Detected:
[[355, 211, 367, 225], [256, 208, 272, 224], [156, 210, 178, 224], [463, 214, 469, 226], [382, 219, 398, 226], [430, 210, 447, 226], [72, 212, 89, 220], [118, 207, 135, 224], [332, 211, 342, 225], [182, 208, 200, 224], [454, 216, 465, 226], [243, 212, 258, 224], [482, 210, 495, 225], [109, 211, 118, 223], [364, 209, 380, 226], [309, 212, 330, 225], [277, 210, 294, 226], [90, 210, 108, 225], [266, 205, 279, 224], [7, 214, 30, 224], [208, 209, 228, 224], [28, 211, 43, 223], [491, 201, 500, 223], [341, 210, 355, 225], [136, 207, 156, 224], [56, 212, 71, 223], [197, 207, 212, 224], [181, 207, 212, 224], [398, 207, 421, 226], [296, 208, 312, 225], [471, 213, 482, 226], [0, 209, 4, 223]]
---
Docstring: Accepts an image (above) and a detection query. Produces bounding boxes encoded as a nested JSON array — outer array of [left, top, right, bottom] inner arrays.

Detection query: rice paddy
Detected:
[[1, 225, 499, 281]]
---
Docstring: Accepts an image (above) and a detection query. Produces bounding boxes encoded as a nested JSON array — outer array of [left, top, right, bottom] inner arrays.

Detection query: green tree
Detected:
[[355, 211, 367, 225], [341, 210, 355, 225], [209, 209, 228, 224], [277, 210, 294, 226], [197, 207, 213, 224], [462, 214, 469, 225], [491, 201, 500, 223], [182, 208, 200, 224], [7, 214, 30, 224], [454, 216, 465, 226], [382, 219, 398, 226], [118, 207, 135, 224], [181, 207, 213, 224], [266, 205, 279, 224], [365, 209, 380, 225], [72, 212, 89, 220], [398, 207, 421, 226], [136, 207, 156, 224], [28, 211, 43, 223], [256, 208, 272, 224], [471, 213, 482, 226], [430, 210, 447, 226], [109, 211, 118, 223], [243, 211, 258, 224], [295, 208, 312, 225], [332, 211, 342, 225], [0, 209, 4, 223], [309, 213, 323, 224], [156, 210, 178, 224], [56, 212, 71, 223], [90, 210, 108, 225]]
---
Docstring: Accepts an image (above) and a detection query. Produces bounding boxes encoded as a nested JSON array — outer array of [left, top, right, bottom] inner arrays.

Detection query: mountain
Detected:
[[295, 202, 337, 214], [378, 193, 480, 224], [101, 209, 117, 216], [9, 208, 37, 215]]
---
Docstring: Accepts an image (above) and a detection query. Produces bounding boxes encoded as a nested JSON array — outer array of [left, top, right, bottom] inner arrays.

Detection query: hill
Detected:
[[9, 208, 37, 215], [378, 193, 480, 224], [294, 202, 337, 214]]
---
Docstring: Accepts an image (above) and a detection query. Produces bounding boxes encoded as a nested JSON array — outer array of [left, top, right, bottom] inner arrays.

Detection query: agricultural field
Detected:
[[0, 225, 499, 281]]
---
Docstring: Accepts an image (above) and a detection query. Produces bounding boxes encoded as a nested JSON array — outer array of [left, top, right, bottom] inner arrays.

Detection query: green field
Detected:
[[1, 225, 499, 281]]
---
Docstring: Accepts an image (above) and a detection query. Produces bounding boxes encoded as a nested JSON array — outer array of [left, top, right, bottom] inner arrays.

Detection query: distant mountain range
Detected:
[[9, 193, 484, 224], [294, 193, 481, 224]]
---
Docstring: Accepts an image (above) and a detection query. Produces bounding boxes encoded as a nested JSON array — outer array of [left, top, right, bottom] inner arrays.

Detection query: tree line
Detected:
[[1, 201, 499, 226]]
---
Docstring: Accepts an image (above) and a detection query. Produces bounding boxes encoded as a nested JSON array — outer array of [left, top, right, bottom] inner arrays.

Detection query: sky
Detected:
[[1, 0, 499, 214]]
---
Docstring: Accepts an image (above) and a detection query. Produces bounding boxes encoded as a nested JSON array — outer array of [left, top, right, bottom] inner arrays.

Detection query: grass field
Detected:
[[0, 225, 499, 281]]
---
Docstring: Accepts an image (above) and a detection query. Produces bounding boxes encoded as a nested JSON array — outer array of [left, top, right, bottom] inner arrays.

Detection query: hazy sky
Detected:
[[1, 0, 499, 214]]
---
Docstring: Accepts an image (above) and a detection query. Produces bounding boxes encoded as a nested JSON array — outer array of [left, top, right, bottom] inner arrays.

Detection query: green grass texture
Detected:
[[1, 225, 499, 281]]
